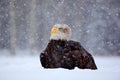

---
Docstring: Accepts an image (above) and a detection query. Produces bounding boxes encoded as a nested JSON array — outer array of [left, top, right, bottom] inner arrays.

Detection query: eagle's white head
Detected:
[[50, 24, 71, 41]]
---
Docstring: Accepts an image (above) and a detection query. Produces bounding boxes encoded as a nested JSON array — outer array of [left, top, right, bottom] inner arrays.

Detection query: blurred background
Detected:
[[0, 0, 120, 56]]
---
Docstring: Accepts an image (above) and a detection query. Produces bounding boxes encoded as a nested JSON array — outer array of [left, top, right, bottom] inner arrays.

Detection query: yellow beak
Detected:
[[51, 27, 58, 35]]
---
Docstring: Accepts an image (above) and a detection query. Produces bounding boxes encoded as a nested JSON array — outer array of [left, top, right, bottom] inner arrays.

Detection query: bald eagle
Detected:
[[40, 24, 97, 70]]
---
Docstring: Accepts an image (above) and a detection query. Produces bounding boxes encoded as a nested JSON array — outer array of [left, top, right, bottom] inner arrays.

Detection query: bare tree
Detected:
[[40, 0, 50, 48], [9, 0, 16, 55], [28, 0, 37, 55]]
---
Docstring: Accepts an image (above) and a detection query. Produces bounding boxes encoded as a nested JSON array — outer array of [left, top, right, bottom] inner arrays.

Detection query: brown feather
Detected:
[[40, 40, 97, 70]]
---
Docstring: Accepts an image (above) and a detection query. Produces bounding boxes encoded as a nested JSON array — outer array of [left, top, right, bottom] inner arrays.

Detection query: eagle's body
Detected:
[[40, 24, 97, 70], [40, 40, 97, 69]]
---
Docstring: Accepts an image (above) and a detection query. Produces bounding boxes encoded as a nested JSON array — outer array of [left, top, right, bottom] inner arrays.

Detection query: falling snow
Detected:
[[0, 0, 120, 55], [0, 0, 120, 80]]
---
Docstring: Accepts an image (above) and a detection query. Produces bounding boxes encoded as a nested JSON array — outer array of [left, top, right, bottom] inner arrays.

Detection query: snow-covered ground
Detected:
[[0, 56, 120, 80]]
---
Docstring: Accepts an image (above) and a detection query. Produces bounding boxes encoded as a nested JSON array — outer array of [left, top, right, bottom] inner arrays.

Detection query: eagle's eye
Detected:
[[58, 28, 63, 31]]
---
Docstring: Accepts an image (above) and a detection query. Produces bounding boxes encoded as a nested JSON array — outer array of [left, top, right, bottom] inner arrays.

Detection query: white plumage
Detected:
[[50, 24, 71, 41]]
